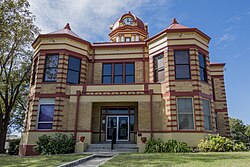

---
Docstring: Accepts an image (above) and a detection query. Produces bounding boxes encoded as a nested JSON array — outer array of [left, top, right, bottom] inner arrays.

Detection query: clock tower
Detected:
[[109, 11, 148, 42]]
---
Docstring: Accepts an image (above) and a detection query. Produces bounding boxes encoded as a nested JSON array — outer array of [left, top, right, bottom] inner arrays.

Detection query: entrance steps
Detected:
[[85, 143, 138, 153]]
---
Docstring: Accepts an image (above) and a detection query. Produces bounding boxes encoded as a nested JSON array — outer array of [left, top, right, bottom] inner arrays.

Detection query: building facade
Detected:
[[19, 12, 229, 156]]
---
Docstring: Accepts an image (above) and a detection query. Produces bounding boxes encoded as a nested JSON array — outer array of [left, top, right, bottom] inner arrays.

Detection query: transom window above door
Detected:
[[102, 63, 135, 84]]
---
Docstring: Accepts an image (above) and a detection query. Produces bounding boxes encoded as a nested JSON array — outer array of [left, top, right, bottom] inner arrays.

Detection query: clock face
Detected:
[[122, 17, 133, 25]]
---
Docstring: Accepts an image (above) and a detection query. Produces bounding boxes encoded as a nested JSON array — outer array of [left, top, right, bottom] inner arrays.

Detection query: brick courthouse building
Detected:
[[19, 12, 229, 156]]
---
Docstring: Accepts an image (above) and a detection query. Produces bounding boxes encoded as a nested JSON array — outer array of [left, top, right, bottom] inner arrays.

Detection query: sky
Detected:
[[29, 0, 250, 125]]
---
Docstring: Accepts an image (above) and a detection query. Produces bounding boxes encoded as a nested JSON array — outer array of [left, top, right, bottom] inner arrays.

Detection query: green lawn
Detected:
[[0, 154, 90, 167], [101, 152, 250, 167]]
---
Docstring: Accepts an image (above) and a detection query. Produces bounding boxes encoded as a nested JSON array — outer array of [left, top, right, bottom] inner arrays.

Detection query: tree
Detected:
[[0, 0, 39, 153], [229, 117, 248, 143], [245, 125, 250, 140]]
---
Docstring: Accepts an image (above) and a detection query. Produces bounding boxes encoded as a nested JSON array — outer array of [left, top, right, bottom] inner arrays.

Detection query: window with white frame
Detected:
[[177, 98, 194, 130], [37, 98, 55, 130], [202, 99, 212, 130]]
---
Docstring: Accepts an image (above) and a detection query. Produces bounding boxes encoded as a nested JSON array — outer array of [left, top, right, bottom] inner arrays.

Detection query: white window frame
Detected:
[[36, 98, 55, 130], [202, 99, 212, 131], [176, 97, 195, 130]]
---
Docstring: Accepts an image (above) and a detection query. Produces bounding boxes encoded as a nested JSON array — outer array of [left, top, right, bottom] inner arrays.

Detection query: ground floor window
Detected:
[[37, 98, 55, 130], [177, 98, 194, 130], [202, 99, 212, 130]]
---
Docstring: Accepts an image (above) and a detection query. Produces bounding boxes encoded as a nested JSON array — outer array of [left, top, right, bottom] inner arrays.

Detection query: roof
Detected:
[[147, 18, 211, 42], [49, 23, 82, 39], [32, 23, 91, 47]]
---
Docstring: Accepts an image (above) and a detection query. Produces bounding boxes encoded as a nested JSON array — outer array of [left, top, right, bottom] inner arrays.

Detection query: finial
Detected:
[[128, 11, 131, 14], [172, 18, 178, 24], [64, 23, 71, 30]]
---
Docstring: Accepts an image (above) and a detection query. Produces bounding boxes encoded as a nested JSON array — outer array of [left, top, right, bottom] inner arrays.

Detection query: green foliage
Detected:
[[229, 118, 248, 143], [245, 125, 250, 138], [198, 135, 247, 152], [145, 138, 192, 153], [0, 0, 39, 153], [7, 139, 20, 155], [34, 133, 75, 155]]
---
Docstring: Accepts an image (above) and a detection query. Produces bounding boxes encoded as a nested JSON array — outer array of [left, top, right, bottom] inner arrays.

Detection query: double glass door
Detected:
[[106, 116, 129, 141]]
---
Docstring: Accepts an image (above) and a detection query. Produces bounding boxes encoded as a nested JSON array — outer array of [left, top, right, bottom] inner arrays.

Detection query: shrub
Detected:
[[7, 139, 20, 155], [145, 138, 192, 153], [34, 133, 75, 155], [198, 135, 247, 152]]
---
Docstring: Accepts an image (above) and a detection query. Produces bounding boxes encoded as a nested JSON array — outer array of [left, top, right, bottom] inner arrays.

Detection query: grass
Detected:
[[0, 154, 90, 167], [101, 151, 250, 167]]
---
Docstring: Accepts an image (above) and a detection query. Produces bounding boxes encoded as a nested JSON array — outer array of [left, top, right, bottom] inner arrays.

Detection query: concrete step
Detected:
[[85, 143, 139, 153]]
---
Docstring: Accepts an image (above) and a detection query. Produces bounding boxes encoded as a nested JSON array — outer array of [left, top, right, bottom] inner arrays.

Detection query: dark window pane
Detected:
[[39, 105, 54, 122], [126, 76, 134, 83], [44, 68, 58, 81], [176, 65, 190, 79], [177, 98, 193, 113], [38, 123, 53, 129], [199, 54, 205, 68], [200, 68, 206, 81], [107, 108, 128, 114], [67, 70, 80, 84], [178, 114, 194, 129], [158, 58, 164, 68], [31, 58, 38, 85], [114, 76, 123, 84], [204, 115, 211, 130], [154, 53, 165, 82], [68, 57, 81, 71], [46, 55, 58, 67], [130, 107, 135, 114], [103, 64, 112, 75], [125, 63, 134, 75], [175, 51, 189, 64], [114, 64, 123, 75], [103, 76, 112, 84], [130, 115, 134, 131]]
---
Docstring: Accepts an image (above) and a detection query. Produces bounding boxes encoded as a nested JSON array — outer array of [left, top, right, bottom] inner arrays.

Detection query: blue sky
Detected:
[[29, 0, 250, 124]]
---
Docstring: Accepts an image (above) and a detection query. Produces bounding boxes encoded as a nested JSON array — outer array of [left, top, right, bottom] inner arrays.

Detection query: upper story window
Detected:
[[202, 99, 212, 130], [177, 98, 194, 130], [37, 98, 55, 130], [102, 63, 135, 84], [125, 37, 131, 42], [67, 56, 81, 84], [31, 57, 38, 85], [153, 53, 165, 82], [174, 50, 190, 79], [44, 54, 59, 82], [199, 53, 207, 82]]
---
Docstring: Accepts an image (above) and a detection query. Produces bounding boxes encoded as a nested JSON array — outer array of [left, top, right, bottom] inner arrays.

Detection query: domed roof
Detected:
[[110, 11, 146, 32]]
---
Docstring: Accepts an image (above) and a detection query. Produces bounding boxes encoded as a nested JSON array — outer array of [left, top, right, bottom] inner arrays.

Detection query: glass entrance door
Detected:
[[106, 116, 129, 141]]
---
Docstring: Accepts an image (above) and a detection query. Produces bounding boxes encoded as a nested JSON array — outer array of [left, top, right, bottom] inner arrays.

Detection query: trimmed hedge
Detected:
[[34, 133, 75, 155], [198, 135, 247, 152], [145, 138, 192, 153]]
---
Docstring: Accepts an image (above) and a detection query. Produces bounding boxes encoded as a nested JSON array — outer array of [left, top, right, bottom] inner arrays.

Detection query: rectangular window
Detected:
[[199, 53, 207, 82], [125, 37, 131, 42], [202, 99, 212, 130], [67, 56, 81, 84], [174, 50, 190, 79], [31, 57, 38, 85], [37, 98, 55, 130], [102, 63, 134, 84], [44, 54, 59, 82], [177, 98, 194, 130], [153, 53, 165, 82]]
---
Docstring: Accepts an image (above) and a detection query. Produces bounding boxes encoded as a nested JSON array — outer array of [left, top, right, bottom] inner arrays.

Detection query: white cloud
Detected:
[[29, 0, 171, 42], [219, 34, 235, 42]]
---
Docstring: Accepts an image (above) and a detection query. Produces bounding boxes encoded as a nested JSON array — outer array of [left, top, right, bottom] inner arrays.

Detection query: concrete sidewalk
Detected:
[[74, 156, 113, 167]]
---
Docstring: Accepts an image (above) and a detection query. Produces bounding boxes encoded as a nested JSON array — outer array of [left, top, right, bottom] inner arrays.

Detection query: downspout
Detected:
[[143, 47, 146, 83], [91, 49, 95, 84], [149, 89, 153, 138], [74, 91, 81, 140]]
